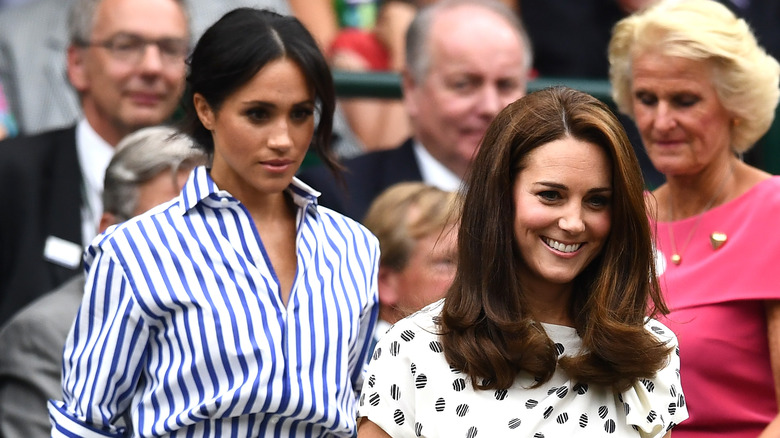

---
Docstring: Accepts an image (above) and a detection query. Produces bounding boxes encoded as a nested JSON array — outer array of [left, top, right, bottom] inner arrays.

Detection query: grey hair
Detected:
[[103, 126, 207, 221], [68, 0, 189, 45], [405, 0, 533, 83]]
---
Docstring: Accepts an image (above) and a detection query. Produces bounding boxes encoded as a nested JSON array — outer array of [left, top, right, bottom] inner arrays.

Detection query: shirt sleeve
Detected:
[[48, 248, 148, 438], [622, 319, 689, 438]]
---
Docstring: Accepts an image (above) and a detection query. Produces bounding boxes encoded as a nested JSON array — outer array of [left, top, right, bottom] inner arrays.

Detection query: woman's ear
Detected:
[[193, 93, 215, 130]]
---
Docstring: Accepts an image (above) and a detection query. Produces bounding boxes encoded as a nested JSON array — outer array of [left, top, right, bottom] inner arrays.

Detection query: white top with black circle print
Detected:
[[359, 300, 688, 438]]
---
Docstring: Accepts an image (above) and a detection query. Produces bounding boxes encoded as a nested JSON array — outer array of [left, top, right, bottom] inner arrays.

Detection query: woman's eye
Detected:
[[246, 108, 269, 121], [673, 95, 700, 108], [587, 195, 610, 208], [538, 190, 561, 202], [291, 107, 314, 121], [635, 92, 657, 106]]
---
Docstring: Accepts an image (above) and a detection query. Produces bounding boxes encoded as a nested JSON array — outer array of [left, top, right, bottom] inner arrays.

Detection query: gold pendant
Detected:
[[710, 232, 727, 250], [671, 254, 682, 265]]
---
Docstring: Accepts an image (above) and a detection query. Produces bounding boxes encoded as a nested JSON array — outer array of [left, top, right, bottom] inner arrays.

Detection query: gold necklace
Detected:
[[667, 163, 733, 265]]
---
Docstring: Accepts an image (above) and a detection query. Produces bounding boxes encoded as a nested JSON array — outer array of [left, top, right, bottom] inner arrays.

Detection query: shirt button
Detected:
[[220, 198, 229, 205]]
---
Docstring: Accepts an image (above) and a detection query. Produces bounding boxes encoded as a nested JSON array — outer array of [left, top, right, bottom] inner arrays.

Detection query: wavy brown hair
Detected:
[[440, 86, 671, 392]]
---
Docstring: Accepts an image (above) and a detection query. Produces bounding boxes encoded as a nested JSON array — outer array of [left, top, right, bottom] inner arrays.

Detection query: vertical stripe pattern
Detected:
[[49, 167, 379, 437]]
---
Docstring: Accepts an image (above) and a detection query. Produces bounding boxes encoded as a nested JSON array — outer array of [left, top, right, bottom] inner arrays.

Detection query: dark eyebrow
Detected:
[[534, 181, 612, 193], [535, 181, 567, 190], [241, 99, 315, 107]]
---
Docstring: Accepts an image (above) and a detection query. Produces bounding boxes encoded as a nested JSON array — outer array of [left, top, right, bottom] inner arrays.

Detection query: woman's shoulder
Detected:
[[313, 204, 379, 242], [380, 300, 444, 346], [712, 175, 780, 218]]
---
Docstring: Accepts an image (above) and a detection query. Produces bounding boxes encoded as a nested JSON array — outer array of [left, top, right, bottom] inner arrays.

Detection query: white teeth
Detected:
[[545, 238, 582, 253]]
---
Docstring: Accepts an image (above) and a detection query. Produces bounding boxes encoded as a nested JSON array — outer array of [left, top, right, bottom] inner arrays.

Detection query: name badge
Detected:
[[43, 235, 83, 269]]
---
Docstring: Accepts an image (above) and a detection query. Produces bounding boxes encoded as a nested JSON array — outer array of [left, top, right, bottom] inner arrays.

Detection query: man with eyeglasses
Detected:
[[0, 0, 189, 325]]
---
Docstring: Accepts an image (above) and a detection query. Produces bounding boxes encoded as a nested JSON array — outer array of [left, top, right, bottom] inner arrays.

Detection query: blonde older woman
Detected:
[[609, 0, 780, 436]]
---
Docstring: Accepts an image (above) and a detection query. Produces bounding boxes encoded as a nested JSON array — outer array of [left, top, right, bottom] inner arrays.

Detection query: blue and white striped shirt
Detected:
[[48, 166, 380, 437]]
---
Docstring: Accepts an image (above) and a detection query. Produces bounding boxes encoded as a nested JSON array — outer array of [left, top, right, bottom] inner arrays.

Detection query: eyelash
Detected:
[[537, 191, 610, 208], [636, 93, 700, 108], [245, 107, 314, 122]]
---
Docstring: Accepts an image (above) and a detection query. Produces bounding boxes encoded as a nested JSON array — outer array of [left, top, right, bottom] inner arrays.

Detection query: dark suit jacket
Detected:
[[297, 138, 422, 222], [0, 126, 83, 324]]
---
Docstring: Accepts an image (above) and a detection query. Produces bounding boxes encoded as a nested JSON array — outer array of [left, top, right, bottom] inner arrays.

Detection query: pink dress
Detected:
[[652, 176, 780, 437]]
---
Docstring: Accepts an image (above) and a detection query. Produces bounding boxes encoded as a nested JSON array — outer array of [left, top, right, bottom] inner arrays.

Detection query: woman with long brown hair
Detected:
[[358, 86, 687, 437]]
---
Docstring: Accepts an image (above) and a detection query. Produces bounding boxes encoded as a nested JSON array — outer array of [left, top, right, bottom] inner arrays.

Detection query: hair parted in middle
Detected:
[[439, 86, 671, 391], [181, 7, 340, 176]]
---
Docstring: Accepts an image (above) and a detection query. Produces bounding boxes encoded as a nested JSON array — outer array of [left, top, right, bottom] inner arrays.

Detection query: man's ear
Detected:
[[66, 45, 89, 93], [401, 68, 419, 117], [193, 93, 215, 130], [377, 265, 400, 309]]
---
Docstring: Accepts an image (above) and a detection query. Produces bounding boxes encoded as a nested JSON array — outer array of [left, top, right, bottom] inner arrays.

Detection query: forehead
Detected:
[[231, 58, 313, 102], [92, 0, 188, 38], [427, 6, 525, 74], [631, 52, 715, 93], [521, 137, 612, 184]]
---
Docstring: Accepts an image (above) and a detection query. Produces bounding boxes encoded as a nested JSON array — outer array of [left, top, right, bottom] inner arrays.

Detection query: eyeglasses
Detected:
[[78, 33, 189, 65]]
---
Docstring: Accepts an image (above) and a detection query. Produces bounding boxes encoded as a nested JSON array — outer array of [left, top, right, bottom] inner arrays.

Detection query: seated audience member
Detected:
[[362, 182, 459, 340], [0, 126, 207, 438], [0, 0, 291, 136], [0, 0, 189, 325], [299, 0, 532, 222]]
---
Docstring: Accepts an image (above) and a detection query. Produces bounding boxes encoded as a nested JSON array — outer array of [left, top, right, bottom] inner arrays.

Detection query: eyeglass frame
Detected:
[[75, 32, 190, 66]]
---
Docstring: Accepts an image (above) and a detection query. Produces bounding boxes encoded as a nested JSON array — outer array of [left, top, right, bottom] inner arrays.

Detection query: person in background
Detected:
[[357, 86, 688, 437], [0, 0, 189, 325], [0, 126, 206, 438], [362, 182, 458, 340], [49, 8, 379, 437], [328, 0, 417, 151], [0, 0, 292, 137], [298, 0, 532, 222], [608, 0, 780, 436]]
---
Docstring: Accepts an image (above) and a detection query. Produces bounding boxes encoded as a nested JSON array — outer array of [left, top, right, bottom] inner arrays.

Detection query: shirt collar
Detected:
[[75, 119, 114, 189], [180, 166, 320, 214], [412, 140, 462, 191]]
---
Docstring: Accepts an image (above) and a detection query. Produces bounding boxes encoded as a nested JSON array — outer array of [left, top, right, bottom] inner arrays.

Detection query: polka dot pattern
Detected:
[[358, 301, 688, 437]]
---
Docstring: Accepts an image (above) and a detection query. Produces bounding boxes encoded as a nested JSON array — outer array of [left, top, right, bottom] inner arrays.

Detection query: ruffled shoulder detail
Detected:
[[620, 318, 688, 437]]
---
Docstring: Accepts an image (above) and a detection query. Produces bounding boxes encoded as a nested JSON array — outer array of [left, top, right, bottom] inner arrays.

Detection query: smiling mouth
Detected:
[[544, 238, 582, 253]]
